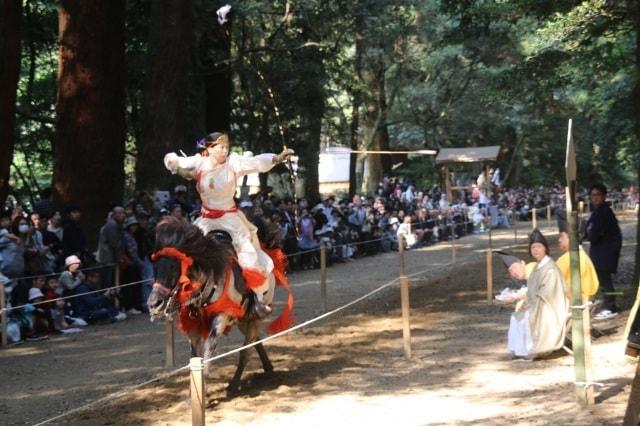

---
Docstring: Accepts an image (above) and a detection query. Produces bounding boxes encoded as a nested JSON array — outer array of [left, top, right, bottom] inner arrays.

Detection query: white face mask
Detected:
[[18, 224, 30, 234]]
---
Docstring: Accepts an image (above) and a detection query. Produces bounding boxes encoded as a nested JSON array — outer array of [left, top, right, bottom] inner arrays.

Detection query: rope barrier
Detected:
[[5, 262, 117, 283], [1, 278, 151, 314], [28, 222, 520, 424]]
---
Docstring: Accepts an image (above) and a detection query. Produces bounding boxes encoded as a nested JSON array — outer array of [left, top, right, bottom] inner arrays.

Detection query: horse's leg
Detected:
[[227, 320, 259, 395], [254, 341, 273, 374]]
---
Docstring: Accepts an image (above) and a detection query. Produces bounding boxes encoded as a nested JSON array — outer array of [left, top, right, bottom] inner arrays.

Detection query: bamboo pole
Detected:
[[320, 242, 327, 312], [568, 200, 594, 405], [1, 284, 7, 347], [190, 357, 206, 426], [398, 235, 411, 359], [165, 320, 175, 368]]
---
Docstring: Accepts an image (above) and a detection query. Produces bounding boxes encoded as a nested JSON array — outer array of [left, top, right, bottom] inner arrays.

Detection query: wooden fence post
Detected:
[[514, 211, 518, 243], [190, 357, 206, 426], [487, 229, 493, 304], [320, 242, 327, 312], [532, 208, 537, 229], [547, 205, 552, 224], [114, 264, 120, 288], [1, 284, 7, 347], [398, 235, 411, 359], [165, 320, 175, 367]]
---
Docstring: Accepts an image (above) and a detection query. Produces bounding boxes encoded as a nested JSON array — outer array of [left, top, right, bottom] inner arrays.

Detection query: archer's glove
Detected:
[[273, 148, 295, 164]]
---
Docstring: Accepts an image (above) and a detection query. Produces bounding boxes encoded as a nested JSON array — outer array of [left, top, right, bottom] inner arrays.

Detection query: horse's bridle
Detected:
[[151, 247, 194, 316]]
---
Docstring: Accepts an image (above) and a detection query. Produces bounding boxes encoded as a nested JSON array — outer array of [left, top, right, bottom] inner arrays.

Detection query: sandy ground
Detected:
[[1, 212, 638, 425]]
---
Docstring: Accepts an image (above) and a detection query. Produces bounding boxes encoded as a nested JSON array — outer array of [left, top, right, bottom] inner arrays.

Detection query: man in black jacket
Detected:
[[585, 183, 622, 320]]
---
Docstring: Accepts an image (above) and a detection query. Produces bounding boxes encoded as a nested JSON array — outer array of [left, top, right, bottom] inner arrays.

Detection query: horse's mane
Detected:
[[154, 216, 233, 284], [154, 214, 283, 283]]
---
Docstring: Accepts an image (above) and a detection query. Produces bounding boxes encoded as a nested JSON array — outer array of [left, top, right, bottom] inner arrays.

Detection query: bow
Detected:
[[217, 5, 299, 236]]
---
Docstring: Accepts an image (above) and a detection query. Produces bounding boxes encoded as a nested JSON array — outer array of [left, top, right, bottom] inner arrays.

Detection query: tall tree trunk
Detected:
[[361, 52, 390, 195], [136, 0, 192, 192], [0, 0, 22, 206], [203, 19, 231, 133], [349, 27, 363, 198], [633, 0, 640, 286], [296, 33, 323, 204], [53, 0, 126, 245]]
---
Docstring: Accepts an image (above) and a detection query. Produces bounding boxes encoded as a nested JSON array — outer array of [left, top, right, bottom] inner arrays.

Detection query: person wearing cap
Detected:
[[555, 209, 599, 302], [507, 229, 567, 359], [59, 255, 85, 295], [164, 132, 294, 318], [583, 183, 622, 320], [26, 275, 51, 340]]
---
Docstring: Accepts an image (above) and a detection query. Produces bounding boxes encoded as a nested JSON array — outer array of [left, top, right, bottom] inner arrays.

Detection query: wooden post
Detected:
[[578, 200, 584, 214], [1, 284, 7, 347], [487, 228, 494, 303], [451, 229, 456, 262], [624, 362, 640, 425], [514, 211, 518, 243], [400, 275, 411, 359], [114, 264, 120, 288], [547, 205, 552, 225], [320, 242, 327, 312], [398, 235, 406, 276], [165, 320, 175, 368], [398, 235, 411, 358], [190, 357, 206, 426], [486, 248, 493, 304], [444, 164, 452, 203], [531, 208, 537, 229]]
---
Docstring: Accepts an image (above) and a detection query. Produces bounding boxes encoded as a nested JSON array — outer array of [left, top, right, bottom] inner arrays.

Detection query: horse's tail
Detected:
[[261, 245, 294, 334]]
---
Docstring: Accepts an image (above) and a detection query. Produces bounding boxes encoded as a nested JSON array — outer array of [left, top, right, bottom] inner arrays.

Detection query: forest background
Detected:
[[0, 0, 639, 277]]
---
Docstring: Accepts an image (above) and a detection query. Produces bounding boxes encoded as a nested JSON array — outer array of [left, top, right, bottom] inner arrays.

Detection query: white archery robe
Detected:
[[164, 152, 277, 296], [508, 256, 567, 357]]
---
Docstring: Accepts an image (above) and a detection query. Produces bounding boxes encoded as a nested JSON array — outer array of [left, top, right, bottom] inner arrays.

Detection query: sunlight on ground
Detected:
[[214, 392, 508, 425]]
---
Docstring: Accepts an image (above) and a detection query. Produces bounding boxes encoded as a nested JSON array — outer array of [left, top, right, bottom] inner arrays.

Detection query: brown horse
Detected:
[[147, 216, 292, 394]]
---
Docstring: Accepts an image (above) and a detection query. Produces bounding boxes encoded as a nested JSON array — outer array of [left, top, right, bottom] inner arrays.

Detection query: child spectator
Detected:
[[59, 255, 85, 295]]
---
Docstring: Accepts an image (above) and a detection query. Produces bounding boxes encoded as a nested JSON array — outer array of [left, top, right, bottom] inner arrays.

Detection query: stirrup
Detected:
[[246, 293, 272, 320]]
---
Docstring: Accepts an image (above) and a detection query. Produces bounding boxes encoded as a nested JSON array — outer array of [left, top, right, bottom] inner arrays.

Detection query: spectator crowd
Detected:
[[1, 175, 637, 345]]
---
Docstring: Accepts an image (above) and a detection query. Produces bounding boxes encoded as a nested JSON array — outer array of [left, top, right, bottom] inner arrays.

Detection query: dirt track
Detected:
[[1, 212, 638, 425]]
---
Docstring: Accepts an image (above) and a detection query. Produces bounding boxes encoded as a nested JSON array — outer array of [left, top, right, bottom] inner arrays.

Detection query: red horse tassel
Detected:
[[262, 245, 295, 334]]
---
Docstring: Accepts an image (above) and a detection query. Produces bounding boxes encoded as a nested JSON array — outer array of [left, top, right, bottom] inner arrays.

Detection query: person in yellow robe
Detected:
[[555, 209, 599, 301]]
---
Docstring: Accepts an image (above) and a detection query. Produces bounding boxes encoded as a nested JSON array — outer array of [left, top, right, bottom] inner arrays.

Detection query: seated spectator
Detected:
[[59, 255, 85, 295], [26, 276, 51, 340], [396, 216, 417, 249], [71, 270, 126, 324]]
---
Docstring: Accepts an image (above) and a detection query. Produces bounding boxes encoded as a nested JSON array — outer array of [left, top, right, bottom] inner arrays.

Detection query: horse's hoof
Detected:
[[226, 384, 241, 397]]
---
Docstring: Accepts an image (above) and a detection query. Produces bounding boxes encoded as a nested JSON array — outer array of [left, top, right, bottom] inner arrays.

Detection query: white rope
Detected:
[[32, 361, 192, 426], [570, 302, 593, 310], [2, 278, 152, 314], [29, 225, 515, 424]]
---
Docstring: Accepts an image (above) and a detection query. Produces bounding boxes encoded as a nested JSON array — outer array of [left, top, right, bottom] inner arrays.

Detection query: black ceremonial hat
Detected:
[[494, 250, 521, 269], [556, 209, 568, 234]]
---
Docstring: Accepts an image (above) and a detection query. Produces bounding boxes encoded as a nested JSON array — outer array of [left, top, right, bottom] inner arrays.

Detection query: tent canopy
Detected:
[[435, 146, 500, 164]]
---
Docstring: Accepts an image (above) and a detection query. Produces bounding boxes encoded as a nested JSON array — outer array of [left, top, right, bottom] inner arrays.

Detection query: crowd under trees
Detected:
[[0, 0, 639, 276]]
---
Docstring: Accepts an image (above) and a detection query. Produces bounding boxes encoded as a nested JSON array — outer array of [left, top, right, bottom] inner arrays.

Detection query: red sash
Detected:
[[200, 205, 238, 219]]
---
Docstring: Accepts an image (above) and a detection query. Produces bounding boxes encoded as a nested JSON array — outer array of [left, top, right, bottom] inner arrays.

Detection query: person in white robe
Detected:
[[164, 132, 293, 318], [507, 230, 568, 359]]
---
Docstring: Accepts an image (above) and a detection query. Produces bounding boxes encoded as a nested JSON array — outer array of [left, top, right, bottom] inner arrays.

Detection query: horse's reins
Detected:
[[151, 247, 196, 316]]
